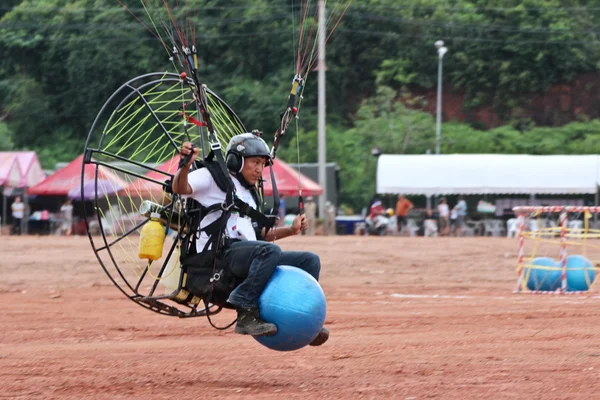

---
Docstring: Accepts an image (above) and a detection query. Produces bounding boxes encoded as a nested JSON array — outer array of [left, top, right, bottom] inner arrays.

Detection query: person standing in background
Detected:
[[449, 207, 458, 236], [10, 196, 24, 235], [437, 198, 450, 236], [305, 196, 317, 236], [60, 199, 74, 236], [423, 209, 438, 237], [395, 195, 414, 236], [324, 201, 336, 236], [454, 196, 468, 236]]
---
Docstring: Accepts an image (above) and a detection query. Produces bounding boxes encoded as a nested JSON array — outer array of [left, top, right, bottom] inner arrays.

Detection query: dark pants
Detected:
[[11, 218, 22, 235], [223, 240, 321, 309]]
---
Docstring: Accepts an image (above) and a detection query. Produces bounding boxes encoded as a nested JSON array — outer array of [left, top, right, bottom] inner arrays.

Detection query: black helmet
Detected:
[[225, 132, 272, 172]]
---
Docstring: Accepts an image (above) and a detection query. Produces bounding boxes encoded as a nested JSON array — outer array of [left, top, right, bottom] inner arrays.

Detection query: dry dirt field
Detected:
[[2, 235, 600, 399]]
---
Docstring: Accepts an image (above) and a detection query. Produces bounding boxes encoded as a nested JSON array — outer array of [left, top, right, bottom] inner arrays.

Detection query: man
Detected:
[[395, 195, 413, 236], [368, 200, 385, 220], [449, 207, 458, 236], [172, 132, 328, 345], [324, 201, 336, 236], [365, 199, 387, 236], [60, 199, 73, 236], [454, 196, 468, 236], [304, 196, 317, 236], [11, 196, 24, 235], [423, 209, 438, 237], [437, 197, 450, 236]]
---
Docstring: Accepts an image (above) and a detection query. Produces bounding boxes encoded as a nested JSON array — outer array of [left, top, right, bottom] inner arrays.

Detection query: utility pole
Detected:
[[433, 40, 447, 211], [435, 40, 448, 156], [317, 0, 327, 218]]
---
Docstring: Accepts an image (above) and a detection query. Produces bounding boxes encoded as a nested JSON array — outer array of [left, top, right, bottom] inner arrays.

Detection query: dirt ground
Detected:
[[2, 235, 600, 399]]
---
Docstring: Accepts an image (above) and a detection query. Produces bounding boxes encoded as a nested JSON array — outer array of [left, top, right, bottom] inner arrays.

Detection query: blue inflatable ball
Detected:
[[254, 265, 327, 352], [566, 255, 595, 292], [526, 257, 561, 291]]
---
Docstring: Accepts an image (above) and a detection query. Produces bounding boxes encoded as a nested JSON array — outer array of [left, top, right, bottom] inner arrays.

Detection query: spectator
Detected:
[[304, 196, 317, 236], [60, 199, 74, 236], [10, 196, 24, 235], [365, 200, 388, 236], [423, 209, 438, 237], [324, 201, 336, 236], [449, 208, 458, 236], [367, 199, 385, 219], [395, 195, 414, 236], [454, 196, 468, 236], [437, 198, 450, 236]]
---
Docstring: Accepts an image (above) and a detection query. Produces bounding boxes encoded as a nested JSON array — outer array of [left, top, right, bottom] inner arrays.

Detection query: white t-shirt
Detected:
[[11, 202, 24, 219], [187, 168, 258, 251], [61, 204, 73, 221], [438, 203, 449, 218]]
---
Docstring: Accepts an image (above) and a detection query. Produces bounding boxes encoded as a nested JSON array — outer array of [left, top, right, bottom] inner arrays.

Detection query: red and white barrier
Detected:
[[513, 206, 597, 295]]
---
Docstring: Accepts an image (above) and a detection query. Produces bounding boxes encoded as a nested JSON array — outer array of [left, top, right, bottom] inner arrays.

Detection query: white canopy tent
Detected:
[[377, 154, 600, 196]]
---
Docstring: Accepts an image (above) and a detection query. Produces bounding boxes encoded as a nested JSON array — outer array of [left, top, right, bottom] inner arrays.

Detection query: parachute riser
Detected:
[[270, 75, 303, 161]]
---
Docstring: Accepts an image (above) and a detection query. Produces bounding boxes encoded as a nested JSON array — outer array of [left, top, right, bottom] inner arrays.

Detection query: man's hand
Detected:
[[290, 214, 308, 235], [180, 141, 199, 168]]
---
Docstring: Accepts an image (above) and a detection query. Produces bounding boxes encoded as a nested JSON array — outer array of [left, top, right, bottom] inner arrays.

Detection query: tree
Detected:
[[0, 122, 15, 151], [279, 85, 435, 210], [369, 0, 600, 122]]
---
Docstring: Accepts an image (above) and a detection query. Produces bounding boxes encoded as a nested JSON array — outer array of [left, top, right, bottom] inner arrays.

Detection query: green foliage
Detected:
[[442, 119, 600, 156], [0, 0, 161, 156], [369, 0, 600, 117], [0, 122, 15, 151], [279, 86, 436, 210], [0, 75, 55, 148], [34, 128, 83, 169]]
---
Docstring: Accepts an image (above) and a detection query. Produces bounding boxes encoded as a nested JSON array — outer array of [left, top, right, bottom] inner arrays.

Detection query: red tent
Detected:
[[120, 156, 322, 198], [119, 155, 181, 199], [27, 154, 126, 196], [262, 159, 323, 196]]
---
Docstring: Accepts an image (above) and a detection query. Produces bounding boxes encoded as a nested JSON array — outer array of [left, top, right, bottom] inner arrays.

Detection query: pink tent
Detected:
[[0, 155, 21, 187], [27, 154, 126, 196], [0, 152, 45, 188], [262, 159, 323, 196]]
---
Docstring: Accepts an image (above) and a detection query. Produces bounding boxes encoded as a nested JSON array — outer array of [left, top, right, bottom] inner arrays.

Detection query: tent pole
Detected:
[[595, 186, 599, 222], [22, 191, 29, 235], [2, 191, 6, 233]]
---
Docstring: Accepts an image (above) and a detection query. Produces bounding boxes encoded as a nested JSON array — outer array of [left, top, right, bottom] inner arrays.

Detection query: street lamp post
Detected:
[[435, 40, 448, 156]]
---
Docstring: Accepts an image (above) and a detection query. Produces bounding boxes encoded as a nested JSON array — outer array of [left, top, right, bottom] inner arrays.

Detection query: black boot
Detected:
[[234, 307, 278, 337], [309, 327, 329, 346]]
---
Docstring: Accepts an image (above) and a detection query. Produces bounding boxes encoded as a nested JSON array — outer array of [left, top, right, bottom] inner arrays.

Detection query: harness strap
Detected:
[[206, 147, 235, 208], [263, 165, 281, 240], [203, 146, 278, 232], [233, 197, 277, 229]]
